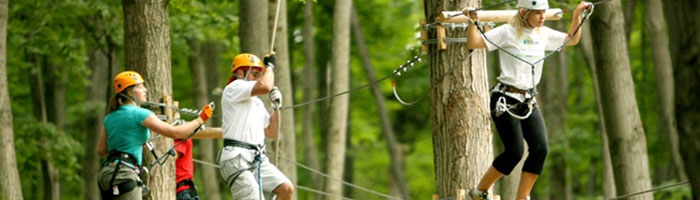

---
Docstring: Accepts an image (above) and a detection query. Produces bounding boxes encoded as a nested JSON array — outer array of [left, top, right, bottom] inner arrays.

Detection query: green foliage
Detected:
[[14, 117, 83, 199], [4, 0, 682, 199]]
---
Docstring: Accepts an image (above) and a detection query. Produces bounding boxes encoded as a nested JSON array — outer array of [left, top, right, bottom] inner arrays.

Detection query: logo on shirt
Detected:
[[521, 37, 540, 46]]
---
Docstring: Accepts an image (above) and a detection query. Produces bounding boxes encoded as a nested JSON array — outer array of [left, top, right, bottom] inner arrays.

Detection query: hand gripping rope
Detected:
[[145, 102, 216, 169]]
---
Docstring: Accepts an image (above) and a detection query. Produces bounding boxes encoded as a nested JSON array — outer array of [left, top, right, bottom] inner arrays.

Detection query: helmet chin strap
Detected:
[[119, 93, 142, 106], [244, 69, 252, 81], [520, 10, 538, 29]]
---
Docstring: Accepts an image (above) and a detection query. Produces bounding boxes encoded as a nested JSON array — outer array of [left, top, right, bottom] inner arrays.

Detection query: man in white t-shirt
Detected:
[[218, 53, 294, 200], [462, 1, 591, 200]]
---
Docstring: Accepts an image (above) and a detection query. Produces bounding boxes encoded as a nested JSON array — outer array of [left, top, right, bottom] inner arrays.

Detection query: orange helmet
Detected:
[[113, 71, 145, 93], [231, 53, 263, 73]]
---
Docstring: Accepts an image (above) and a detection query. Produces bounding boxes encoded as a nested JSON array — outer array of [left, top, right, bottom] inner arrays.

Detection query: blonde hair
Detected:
[[508, 8, 542, 40]]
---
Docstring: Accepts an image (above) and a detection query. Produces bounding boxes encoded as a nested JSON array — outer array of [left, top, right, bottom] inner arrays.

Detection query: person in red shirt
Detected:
[[175, 138, 199, 200]]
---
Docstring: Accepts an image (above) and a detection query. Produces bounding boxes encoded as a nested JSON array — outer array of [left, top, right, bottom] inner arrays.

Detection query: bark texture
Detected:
[[589, 1, 653, 199], [0, 0, 23, 197], [426, 0, 493, 198], [664, 1, 700, 199], [123, 0, 175, 199], [323, 0, 352, 198]]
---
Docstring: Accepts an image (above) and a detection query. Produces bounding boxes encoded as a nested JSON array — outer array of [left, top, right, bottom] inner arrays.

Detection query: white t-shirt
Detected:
[[483, 24, 567, 90], [220, 79, 271, 162]]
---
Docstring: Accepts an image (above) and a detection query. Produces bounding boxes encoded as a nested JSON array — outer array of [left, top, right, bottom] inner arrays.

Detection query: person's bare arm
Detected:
[[462, 7, 487, 49], [97, 126, 108, 157], [265, 109, 278, 139], [565, 2, 591, 46], [142, 114, 205, 139], [251, 67, 275, 96]]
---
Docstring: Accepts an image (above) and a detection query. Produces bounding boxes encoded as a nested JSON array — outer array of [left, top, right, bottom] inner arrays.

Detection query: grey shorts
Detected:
[[219, 154, 291, 199], [98, 161, 143, 200]]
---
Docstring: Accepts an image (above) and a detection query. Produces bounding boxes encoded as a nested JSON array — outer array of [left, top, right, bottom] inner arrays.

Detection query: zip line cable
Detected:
[[608, 181, 690, 200], [192, 152, 402, 200], [392, 50, 476, 106]]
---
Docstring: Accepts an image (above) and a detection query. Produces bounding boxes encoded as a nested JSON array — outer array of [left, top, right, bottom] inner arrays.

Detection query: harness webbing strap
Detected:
[[223, 139, 265, 199]]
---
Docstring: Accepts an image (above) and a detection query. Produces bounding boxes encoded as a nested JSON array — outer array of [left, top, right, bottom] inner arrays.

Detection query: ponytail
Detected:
[[107, 86, 134, 114]]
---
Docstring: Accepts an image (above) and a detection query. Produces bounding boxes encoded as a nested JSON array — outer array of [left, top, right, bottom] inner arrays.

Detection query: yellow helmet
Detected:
[[231, 53, 263, 73], [113, 71, 144, 93]]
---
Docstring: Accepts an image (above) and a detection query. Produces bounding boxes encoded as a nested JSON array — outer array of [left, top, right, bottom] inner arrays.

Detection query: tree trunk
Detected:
[[622, 0, 635, 40], [589, 1, 653, 199], [83, 48, 110, 200], [350, 5, 409, 200], [580, 21, 616, 199], [239, 0, 268, 56], [268, 0, 297, 192], [200, 40, 223, 200], [323, 0, 351, 198], [664, 1, 700, 198], [41, 160, 60, 200], [426, 0, 493, 198], [27, 54, 60, 200], [44, 58, 63, 200], [541, 19, 571, 200], [186, 37, 221, 200], [122, 0, 175, 199], [0, 0, 24, 197], [644, 0, 686, 182], [301, 1, 323, 197]]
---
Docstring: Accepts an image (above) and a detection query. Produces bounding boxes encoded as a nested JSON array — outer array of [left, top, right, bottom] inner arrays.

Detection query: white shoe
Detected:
[[467, 187, 490, 200]]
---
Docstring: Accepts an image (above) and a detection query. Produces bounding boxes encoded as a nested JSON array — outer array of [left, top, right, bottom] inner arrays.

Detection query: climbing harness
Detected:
[[99, 151, 149, 199], [492, 83, 537, 119], [222, 139, 267, 200]]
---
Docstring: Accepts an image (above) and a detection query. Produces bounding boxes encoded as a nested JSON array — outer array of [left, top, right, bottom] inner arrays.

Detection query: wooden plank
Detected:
[[191, 127, 223, 139], [437, 25, 446, 50], [439, 8, 563, 23]]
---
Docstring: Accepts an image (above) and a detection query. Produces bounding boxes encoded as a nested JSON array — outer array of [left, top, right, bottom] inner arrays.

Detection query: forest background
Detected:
[[2, 0, 693, 199]]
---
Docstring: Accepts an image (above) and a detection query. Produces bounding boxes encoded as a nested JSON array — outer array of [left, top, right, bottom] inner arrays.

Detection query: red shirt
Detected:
[[175, 139, 194, 193]]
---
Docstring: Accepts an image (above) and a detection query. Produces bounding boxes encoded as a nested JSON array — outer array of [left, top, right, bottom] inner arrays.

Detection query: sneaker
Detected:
[[467, 187, 490, 200]]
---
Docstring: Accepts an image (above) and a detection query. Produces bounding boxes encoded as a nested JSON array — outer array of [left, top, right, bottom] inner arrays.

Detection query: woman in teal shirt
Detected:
[[97, 71, 212, 200]]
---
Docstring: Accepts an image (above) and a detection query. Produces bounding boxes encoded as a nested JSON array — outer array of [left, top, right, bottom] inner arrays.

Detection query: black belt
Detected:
[[176, 179, 198, 196], [223, 139, 264, 151], [177, 179, 195, 189], [496, 83, 530, 95], [106, 151, 139, 167]]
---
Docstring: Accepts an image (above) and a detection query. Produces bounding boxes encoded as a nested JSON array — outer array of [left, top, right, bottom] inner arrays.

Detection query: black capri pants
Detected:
[[489, 92, 548, 175]]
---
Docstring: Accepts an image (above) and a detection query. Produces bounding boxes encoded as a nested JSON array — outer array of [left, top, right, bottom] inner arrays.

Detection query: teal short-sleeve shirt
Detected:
[[103, 104, 153, 165]]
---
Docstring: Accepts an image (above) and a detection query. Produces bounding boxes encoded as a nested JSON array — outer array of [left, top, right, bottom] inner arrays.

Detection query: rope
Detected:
[[270, 0, 282, 53], [296, 185, 356, 200], [268, 150, 403, 200], [191, 159, 357, 200], [392, 50, 476, 106], [192, 151, 403, 200], [607, 181, 689, 200], [274, 107, 282, 165], [278, 52, 426, 110]]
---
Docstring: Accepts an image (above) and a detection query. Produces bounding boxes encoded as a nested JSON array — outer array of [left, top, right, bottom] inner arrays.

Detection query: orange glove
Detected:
[[199, 103, 214, 123]]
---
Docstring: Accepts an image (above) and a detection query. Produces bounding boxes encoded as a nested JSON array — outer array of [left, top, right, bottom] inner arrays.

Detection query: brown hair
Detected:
[[107, 86, 135, 114]]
